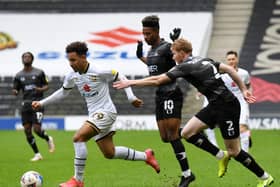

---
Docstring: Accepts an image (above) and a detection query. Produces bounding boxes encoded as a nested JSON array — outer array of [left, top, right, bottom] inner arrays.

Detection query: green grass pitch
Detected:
[[0, 130, 278, 187]]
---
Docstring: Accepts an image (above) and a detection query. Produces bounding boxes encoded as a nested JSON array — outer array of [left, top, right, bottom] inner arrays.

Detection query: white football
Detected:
[[20, 170, 43, 187]]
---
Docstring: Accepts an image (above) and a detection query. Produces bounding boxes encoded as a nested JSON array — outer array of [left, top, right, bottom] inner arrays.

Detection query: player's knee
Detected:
[[73, 134, 84, 142], [181, 130, 192, 139], [240, 124, 249, 133]]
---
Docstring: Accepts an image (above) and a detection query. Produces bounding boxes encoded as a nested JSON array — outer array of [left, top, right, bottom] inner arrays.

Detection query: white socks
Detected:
[[74, 142, 87, 182], [260, 172, 269, 180], [216, 150, 225, 160], [240, 131, 250, 152], [113, 146, 146, 161], [182, 169, 191, 178]]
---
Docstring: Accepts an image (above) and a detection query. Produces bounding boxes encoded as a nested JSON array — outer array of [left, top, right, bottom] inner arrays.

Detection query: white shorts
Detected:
[[87, 110, 117, 141], [239, 100, 249, 125]]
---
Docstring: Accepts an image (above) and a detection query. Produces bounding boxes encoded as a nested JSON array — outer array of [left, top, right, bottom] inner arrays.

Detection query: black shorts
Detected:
[[21, 101, 44, 125], [155, 88, 183, 121], [195, 98, 240, 139]]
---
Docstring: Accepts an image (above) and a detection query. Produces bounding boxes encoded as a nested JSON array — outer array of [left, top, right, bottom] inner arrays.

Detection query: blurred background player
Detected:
[[32, 41, 160, 187], [12, 51, 55, 162], [136, 15, 194, 187], [203, 50, 252, 152], [223, 50, 252, 152]]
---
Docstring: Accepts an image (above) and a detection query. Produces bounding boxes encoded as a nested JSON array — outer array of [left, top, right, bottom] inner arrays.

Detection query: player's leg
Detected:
[[23, 122, 42, 161], [21, 109, 42, 161], [224, 138, 273, 186], [182, 116, 221, 156], [239, 103, 251, 152], [159, 118, 195, 187], [32, 110, 55, 153], [74, 121, 97, 181], [221, 99, 273, 185], [60, 121, 97, 187], [157, 90, 194, 185], [96, 133, 160, 173], [240, 125, 250, 152], [181, 116, 230, 178]]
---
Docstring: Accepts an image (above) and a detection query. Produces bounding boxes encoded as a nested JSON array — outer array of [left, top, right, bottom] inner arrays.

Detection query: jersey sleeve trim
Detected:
[[63, 86, 73, 90]]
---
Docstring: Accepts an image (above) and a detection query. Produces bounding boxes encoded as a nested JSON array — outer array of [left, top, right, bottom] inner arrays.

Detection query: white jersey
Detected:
[[221, 68, 250, 124], [221, 68, 250, 101], [63, 63, 117, 115]]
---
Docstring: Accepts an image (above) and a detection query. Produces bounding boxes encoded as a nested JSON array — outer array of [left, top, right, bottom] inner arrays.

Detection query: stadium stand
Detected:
[[0, 0, 216, 12], [207, 0, 255, 62], [0, 0, 217, 117]]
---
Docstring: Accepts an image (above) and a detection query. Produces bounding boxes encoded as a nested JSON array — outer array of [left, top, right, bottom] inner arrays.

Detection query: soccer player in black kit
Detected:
[[136, 15, 194, 187], [12, 52, 55, 162], [115, 38, 274, 187]]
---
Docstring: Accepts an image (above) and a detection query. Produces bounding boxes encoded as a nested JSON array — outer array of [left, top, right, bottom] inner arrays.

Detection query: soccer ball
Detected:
[[20, 171, 43, 187]]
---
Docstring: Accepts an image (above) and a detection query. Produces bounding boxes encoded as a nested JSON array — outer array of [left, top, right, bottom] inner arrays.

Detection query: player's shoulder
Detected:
[[15, 69, 24, 77], [32, 67, 46, 75], [158, 39, 172, 51], [64, 69, 77, 81]]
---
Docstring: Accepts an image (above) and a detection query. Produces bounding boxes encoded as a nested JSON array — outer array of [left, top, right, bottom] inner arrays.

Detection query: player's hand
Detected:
[[12, 89, 18, 96], [136, 40, 143, 59], [169, 28, 181, 42], [131, 98, 143, 108], [243, 90, 256, 103], [113, 80, 131, 89], [32, 101, 42, 110]]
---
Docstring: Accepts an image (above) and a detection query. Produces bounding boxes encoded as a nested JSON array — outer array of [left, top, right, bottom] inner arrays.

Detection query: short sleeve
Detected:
[[166, 65, 186, 81], [13, 75, 21, 90], [244, 70, 250, 85]]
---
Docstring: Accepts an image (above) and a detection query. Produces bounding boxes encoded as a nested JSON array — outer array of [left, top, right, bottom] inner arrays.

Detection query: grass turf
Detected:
[[0, 130, 278, 187]]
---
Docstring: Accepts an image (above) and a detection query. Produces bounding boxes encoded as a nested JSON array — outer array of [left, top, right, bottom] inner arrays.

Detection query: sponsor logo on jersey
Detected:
[[83, 84, 91, 92]]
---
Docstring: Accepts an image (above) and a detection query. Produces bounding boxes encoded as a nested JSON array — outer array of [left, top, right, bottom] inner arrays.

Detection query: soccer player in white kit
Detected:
[[32, 41, 160, 187], [222, 50, 252, 152], [203, 50, 252, 152]]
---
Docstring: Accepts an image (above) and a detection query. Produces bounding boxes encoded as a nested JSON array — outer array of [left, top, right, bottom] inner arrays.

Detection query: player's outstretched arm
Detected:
[[116, 72, 143, 107], [32, 87, 71, 109], [113, 73, 171, 89]]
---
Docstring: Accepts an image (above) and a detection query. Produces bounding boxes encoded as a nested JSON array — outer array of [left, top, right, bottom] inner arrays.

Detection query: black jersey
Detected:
[[13, 67, 48, 102], [146, 39, 178, 93], [166, 56, 235, 103]]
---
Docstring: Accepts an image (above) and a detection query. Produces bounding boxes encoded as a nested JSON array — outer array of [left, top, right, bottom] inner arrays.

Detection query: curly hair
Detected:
[[66, 41, 88, 56], [142, 15, 160, 30], [21, 52, 34, 61]]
